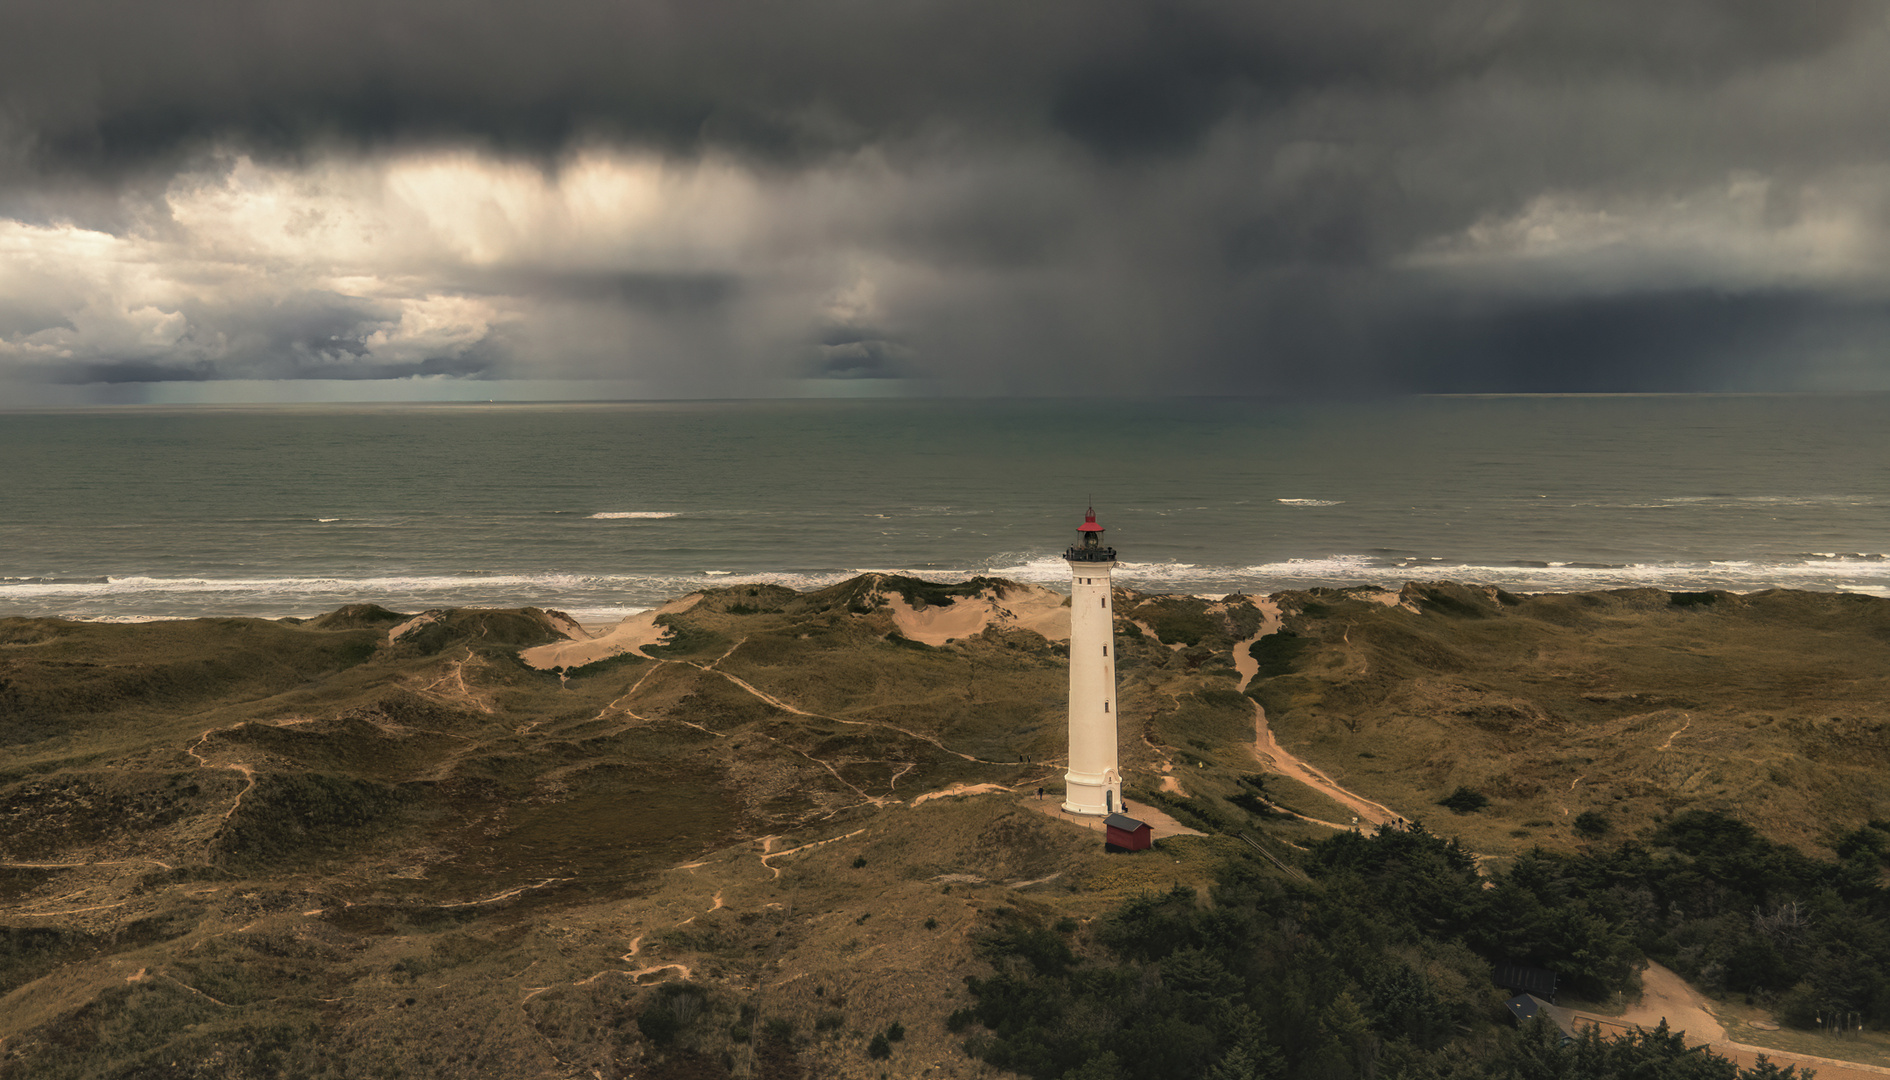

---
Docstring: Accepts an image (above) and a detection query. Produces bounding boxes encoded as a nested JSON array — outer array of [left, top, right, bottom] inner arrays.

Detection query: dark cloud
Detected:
[[1, 0, 1873, 172], [1, 0, 1887, 397], [1389, 289, 1890, 393]]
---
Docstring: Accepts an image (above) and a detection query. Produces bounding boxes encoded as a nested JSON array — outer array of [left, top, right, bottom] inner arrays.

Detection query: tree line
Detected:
[[958, 811, 1882, 1079]]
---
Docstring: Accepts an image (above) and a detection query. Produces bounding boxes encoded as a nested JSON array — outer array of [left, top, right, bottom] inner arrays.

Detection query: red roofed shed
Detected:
[[1104, 813, 1152, 851]]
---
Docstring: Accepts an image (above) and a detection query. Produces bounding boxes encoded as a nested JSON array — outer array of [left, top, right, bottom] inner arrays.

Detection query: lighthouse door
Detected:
[[1105, 790, 1113, 813]]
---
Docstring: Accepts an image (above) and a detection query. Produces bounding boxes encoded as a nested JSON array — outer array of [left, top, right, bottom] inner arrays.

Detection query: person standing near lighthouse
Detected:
[[1063, 507, 1121, 816]]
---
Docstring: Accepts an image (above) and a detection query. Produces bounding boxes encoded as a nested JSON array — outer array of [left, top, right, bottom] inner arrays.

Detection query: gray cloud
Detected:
[[1, 0, 1887, 397], [4, 1, 1874, 169]]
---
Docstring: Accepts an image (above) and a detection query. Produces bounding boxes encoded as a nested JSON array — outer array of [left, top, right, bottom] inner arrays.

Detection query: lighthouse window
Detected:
[[1102, 645, 1107, 656], [1104, 702, 1110, 713], [1100, 597, 1106, 608]]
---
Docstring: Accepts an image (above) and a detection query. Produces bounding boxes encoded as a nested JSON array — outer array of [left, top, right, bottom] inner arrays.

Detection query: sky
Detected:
[[2, 0, 1888, 403]]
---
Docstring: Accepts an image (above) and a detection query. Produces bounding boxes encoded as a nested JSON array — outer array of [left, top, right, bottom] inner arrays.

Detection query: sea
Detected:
[[2, 394, 1887, 623]]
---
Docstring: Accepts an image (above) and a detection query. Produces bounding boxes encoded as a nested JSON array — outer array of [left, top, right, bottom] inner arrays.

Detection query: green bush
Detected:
[[637, 1005, 680, 1046], [1438, 787, 1490, 814]]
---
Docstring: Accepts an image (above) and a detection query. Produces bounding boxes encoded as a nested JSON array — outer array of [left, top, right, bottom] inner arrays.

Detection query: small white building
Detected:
[[1063, 508, 1121, 816]]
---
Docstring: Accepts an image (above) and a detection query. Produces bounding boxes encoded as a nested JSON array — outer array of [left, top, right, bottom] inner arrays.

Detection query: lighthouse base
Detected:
[[1061, 769, 1122, 817]]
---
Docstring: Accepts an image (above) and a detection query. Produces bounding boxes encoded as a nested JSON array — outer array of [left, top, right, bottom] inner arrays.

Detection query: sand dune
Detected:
[[518, 594, 703, 670], [887, 582, 1071, 644]]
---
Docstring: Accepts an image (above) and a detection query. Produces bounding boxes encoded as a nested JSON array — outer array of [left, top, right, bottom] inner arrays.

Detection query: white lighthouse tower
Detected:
[[1063, 507, 1122, 817]]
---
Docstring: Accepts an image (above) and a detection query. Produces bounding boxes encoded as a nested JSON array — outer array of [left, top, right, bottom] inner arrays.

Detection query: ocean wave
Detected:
[[1783, 552, 1888, 563], [2, 572, 598, 598], [1238, 555, 1382, 576], [1663, 494, 1880, 505], [1276, 498, 1345, 507], [588, 512, 680, 519], [14, 549, 1890, 623]]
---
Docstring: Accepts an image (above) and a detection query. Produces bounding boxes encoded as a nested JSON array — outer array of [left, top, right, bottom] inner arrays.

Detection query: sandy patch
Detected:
[[518, 594, 702, 671], [910, 782, 1012, 806], [1364, 587, 1417, 610], [387, 611, 439, 642], [1228, 595, 1283, 691], [541, 609, 589, 641], [888, 583, 1072, 644], [1026, 796, 1205, 840], [1612, 962, 1726, 1043]]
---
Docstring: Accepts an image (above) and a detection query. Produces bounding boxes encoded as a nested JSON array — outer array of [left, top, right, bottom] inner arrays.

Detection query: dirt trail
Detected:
[[757, 828, 868, 880], [558, 637, 1055, 817], [689, 659, 1025, 767], [1231, 607, 1397, 829], [1566, 963, 1890, 1079], [1228, 602, 1281, 689], [1248, 702, 1397, 828]]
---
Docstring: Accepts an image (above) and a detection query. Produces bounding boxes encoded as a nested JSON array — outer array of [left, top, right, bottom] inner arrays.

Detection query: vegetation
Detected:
[[963, 822, 1820, 1080], [1439, 786, 1491, 814], [4, 577, 1888, 1077], [1250, 582, 1890, 856]]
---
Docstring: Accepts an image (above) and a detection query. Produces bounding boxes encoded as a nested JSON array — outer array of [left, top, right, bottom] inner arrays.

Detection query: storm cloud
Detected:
[[2, 0, 1887, 399]]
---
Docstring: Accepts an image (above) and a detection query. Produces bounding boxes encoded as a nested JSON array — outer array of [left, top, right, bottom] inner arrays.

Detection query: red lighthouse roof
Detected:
[[1078, 508, 1105, 532]]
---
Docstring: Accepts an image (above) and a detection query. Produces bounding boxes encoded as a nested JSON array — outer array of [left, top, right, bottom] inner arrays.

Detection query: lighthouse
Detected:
[[1063, 508, 1121, 817]]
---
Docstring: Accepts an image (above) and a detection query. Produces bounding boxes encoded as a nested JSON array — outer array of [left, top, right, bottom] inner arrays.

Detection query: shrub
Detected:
[[868, 1033, 892, 1059], [637, 1006, 680, 1046], [1438, 787, 1490, 814], [1573, 810, 1611, 837]]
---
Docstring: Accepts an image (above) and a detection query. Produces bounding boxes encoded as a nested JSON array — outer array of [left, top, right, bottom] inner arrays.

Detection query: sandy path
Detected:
[[1227, 600, 1399, 828], [910, 783, 1012, 806], [1249, 702, 1397, 828], [758, 828, 868, 879], [1718, 1044, 1890, 1079], [1564, 963, 1890, 1079], [685, 656, 1031, 770], [1229, 599, 1281, 691]]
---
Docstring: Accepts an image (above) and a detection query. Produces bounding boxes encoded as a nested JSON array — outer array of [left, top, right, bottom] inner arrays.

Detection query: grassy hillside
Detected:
[[1249, 582, 1890, 856], [3, 577, 1887, 1077], [0, 579, 1265, 1079]]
